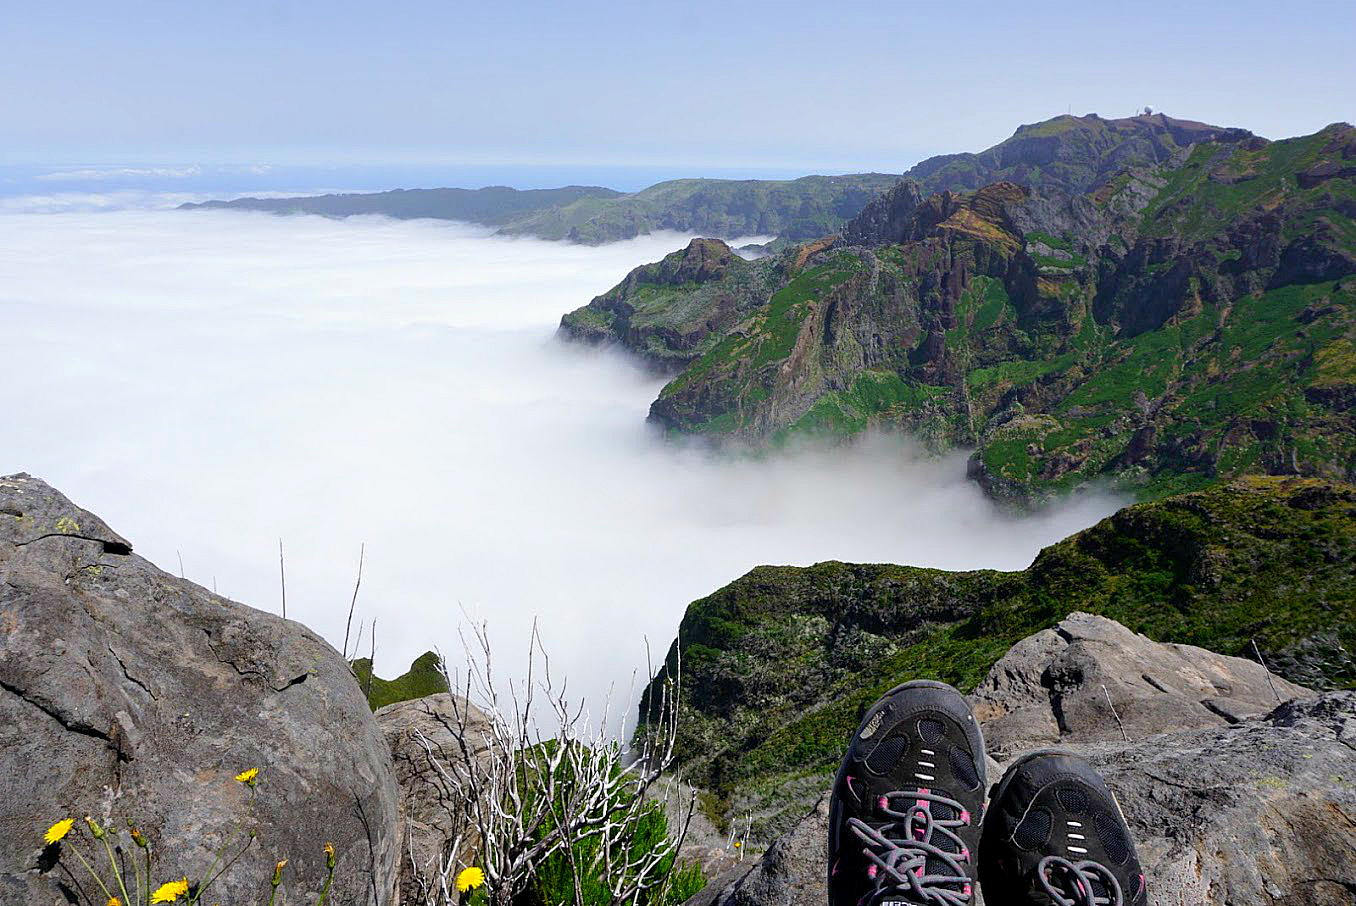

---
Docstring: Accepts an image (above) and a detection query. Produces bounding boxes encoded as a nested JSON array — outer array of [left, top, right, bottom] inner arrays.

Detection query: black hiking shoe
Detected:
[[828, 680, 987, 906], [979, 752, 1147, 906]]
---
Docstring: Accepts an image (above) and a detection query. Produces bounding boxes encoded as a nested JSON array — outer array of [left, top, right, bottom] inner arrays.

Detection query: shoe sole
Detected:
[[827, 680, 986, 892]]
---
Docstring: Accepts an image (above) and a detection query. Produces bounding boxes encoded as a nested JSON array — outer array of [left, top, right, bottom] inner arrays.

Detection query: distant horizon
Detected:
[[8, 108, 1355, 211]]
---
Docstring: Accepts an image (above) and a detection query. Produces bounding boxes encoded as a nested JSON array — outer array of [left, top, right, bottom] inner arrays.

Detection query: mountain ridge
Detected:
[[179, 173, 902, 243], [563, 116, 1356, 503]]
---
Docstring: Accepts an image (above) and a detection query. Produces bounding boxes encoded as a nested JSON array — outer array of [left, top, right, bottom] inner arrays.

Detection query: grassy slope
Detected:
[[643, 477, 1356, 834], [351, 650, 450, 711]]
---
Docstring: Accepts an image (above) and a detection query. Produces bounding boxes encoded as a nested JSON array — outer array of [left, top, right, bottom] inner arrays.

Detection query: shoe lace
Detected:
[[1036, 855, 1123, 906], [847, 789, 973, 906]]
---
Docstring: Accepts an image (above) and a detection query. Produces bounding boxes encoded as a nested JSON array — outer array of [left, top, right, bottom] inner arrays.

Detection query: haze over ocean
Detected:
[[0, 204, 1123, 713]]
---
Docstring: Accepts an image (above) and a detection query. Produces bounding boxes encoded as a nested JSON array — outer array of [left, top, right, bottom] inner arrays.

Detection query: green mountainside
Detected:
[[637, 476, 1356, 836], [564, 115, 1356, 503], [499, 174, 901, 243], [180, 173, 901, 243], [181, 184, 622, 225], [351, 650, 450, 710]]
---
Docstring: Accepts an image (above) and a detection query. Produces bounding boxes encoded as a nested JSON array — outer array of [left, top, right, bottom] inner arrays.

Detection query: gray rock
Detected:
[[1091, 692, 1356, 906], [968, 611, 1311, 757], [377, 693, 496, 905], [0, 474, 400, 905], [707, 795, 829, 906]]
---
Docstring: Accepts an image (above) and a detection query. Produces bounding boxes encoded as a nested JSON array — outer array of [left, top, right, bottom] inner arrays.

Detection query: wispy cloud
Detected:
[[37, 164, 204, 182]]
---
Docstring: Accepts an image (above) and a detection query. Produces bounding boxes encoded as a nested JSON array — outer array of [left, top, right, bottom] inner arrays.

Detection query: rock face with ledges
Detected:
[[0, 473, 400, 905], [969, 611, 1312, 757]]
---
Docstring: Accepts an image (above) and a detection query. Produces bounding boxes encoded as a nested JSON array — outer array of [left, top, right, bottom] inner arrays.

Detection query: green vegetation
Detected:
[[641, 477, 1356, 837], [517, 744, 705, 906], [350, 650, 450, 711]]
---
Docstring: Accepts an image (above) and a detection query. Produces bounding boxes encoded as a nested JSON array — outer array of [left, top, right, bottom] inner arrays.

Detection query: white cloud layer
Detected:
[[0, 210, 1125, 720]]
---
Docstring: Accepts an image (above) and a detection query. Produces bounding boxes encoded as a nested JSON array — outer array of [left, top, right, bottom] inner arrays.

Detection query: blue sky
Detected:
[[4, 0, 1354, 174]]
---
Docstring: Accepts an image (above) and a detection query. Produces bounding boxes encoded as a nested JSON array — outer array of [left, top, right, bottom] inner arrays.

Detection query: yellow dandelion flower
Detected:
[[108, 898, 122, 906], [324, 841, 336, 869], [455, 866, 485, 893], [234, 767, 259, 786], [150, 878, 189, 903], [43, 818, 75, 846]]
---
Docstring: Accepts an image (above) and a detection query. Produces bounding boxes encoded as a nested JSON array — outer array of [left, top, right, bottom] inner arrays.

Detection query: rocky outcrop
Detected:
[[0, 474, 400, 905], [560, 238, 781, 370], [378, 693, 497, 905], [839, 181, 924, 246], [969, 612, 1311, 757], [693, 620, 1356, 906]]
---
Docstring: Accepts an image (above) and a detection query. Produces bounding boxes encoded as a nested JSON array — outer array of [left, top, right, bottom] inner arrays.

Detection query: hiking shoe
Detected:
[[979, 752, 1147, 906], [828, 680, 987, 906]]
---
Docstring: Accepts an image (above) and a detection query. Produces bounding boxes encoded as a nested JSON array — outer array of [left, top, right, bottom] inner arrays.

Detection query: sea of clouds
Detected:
[[0, 207, 1124, 725]]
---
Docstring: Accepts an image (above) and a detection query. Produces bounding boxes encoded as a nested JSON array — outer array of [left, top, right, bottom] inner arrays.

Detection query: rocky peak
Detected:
[[839, 181, 1029, 250], [659, 238, 739, 284], [839, 180, 924, 245], [905, 112, 1256, 198]]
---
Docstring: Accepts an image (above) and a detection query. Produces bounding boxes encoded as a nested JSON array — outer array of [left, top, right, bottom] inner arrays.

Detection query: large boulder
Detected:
[[695, 618, 1354, 906], [377, 693, 496, 904], [0, 474, 400, 905], [969, 611, 1312, 757]]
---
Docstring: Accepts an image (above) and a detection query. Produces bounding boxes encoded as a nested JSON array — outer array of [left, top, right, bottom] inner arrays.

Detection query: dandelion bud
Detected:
[[85, 816, 106, 840], [130, 828, 148, 849], [324, 842, 336, 870], [272, 859, 287, 887]]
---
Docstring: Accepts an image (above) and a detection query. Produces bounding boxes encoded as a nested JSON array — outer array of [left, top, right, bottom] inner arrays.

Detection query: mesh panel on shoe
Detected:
[[1013, 808, 1053, 850], [1092, 809, 1131, 863], [865, 735, 907, 773], [949, 745, 979, 789], [918, 717, 947, 745], [1056, 787, 1088, 813]]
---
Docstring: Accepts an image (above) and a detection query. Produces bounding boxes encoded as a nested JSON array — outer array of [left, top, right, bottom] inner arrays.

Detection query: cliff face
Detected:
[[569, 118, 1356, 503], [638, 477, 1355, 838]]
